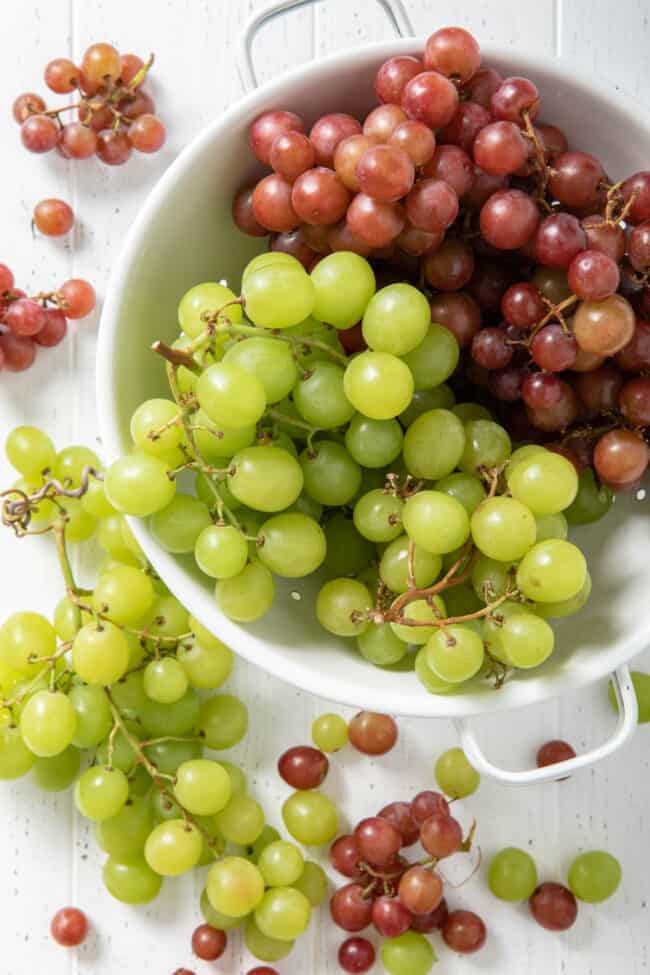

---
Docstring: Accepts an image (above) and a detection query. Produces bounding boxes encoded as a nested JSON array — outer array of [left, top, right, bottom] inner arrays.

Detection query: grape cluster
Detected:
[[13, 43, 165, 166], [0, 263, 95, 373], [233, 25, 650, 490]]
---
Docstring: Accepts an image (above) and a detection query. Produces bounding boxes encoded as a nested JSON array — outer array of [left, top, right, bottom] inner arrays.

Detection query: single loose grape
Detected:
[[568, 851, 622, 903], [435, 748, 480, 797], [312, 713, 349, 752], [471, 497, 536, 561], [516, 540, 587, 602], [282, 790, 339, 845], [381, 931, 436, 975], [488, 847, 538, 901]]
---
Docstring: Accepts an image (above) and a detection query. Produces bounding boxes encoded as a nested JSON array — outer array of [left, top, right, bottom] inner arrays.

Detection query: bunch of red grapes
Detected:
[[233, 25, 650, 492], [0, 262, 95, 373], [13, 43, 165, 166]]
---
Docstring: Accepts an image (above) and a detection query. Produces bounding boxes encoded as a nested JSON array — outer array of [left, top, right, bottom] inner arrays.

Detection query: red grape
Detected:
[[252, 174, 300, 232], [128, 114, 166, 152], [473, 121, 528, 176], [375, 55, 424, 105], [573, 294, 636, 355], [465, 167, 508, 208], [119, 53, 145, 86], [575, 365, 623, 413], [44, 57, 80, 94], [424, 239, 474, 291], [443, 910, 487, 953], [396, 222, 443, 257], [327, 221, 372, 257], [567, 248, 620, 301], [121, 90, 155, 121], [172, 970, 195, 975], [58, 279, 96, 319], [471, 326, 512, 369], [405, 178, 458, 233], [272, 228, 318, 267], [5, 298, 47, 336], [420, 814, 462, 858], [0, 264, 14, 293], [410, 898, 449, 933], [430, 292, 481, 347], [398, 867, 443, 914], [310, 113, 362, 167], [464, 66, 503, 108], [371, 895, 412, 937], [330, 883, 374, 932], [402, 71, 459, 128], [548, 151, 605, 209], [491, 76, 540, 124], [526, 381, 579, 431], [249, 110, 304, 165], [232, 186, 268, 237], [347, 194, 405, 247], [191, 924, 226, 961], [582, 215, 626, 262], [303, 223, 332, 254], [356, 145, 414, 203], [96, 129, 132, 165], [269, 131, 315, 182], [469, 258, 514, 310], [424, 27, 481, 83], [354, 817, 402, 867], [363, 104, 407, 143], [292, 168, 351, 226], [80, 42, 121, 91], [615, 320, 650, 372], [348, 712, 398, 755], [35, 309, 68, 347], [247, 970, 278, 975], [536, 123, 568, 160], [334, 135, 379, 192], [621, 171, 650, 224], [21, 114, 59, 153], [77, 101, 114, 132], [629, 222, 650, 272], [531, 324, 578, 371], [278, 745, 329, 790], [522, 372, 563, 409], [536, 740, 576, 768], [490, 365, 527, 401], [378, 801, 420, 847], [533, 266, 572, 304], [533, 212, 586, 268], [439, 101, 491, 154], [12, 92, 47, 123], [502, 282, 545, 329], [0, 333, 36, 371], [50, 907, 88, 947], [619, 377, 650, 425], [33, 198, 74, 237], [338, 937, 375, 973], [410, 790, 450, 825], [529, 883, 578, 931], [480, 188, 540, 249], [389, 120, 436, 167], [331, 834, 362, 878], [60, 122, 98, 159], [423, 145, 474, 198]]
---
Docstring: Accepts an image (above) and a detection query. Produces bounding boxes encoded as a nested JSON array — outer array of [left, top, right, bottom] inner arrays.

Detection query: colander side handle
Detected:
[[238, 0, 415, 92], [453, 666, 638, 786]]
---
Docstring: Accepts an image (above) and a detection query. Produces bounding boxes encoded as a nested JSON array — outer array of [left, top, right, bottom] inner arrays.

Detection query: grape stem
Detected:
[[389, 544, 477, 616], [0, 465, 104, 535], [265, 409, 321, 437], [66, 590, 194, 650], [53, 519, 81, 630]]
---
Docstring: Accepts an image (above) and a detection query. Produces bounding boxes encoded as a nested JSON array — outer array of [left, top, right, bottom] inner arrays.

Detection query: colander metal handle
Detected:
[[238, 0, 415, 92], [454, 665, 638, 786]]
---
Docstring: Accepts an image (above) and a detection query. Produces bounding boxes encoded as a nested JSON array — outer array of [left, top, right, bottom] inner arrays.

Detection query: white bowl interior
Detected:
[[98, 40, 650, 716]]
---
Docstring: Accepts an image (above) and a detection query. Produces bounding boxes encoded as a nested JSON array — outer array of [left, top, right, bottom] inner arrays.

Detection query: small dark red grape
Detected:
[[50, 907, 88, 947], [443, 910, 487, 953], [536, 740, 576, 768], [191, 924, 226, 961], [371, 895, 412, 937], [338, 936, 375, 973], [348, 712, 398, 755], [278, 745, 329, 790], [420, 814, 463, 858]]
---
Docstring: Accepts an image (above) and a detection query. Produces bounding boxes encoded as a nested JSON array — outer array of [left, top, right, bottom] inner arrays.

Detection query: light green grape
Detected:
[[453, 402, 493, 423], [381, 931, 436, 975], [471, 497, 536, 561], [482, 600, 533, 663], [506, 444, 546, 483], [103, 856, 162, 904], [174, 758, 232, 815], [92, 565, 154, 624], [509, 452, 578, 515], [516, 539, 587, 602], [96, 514, 137, 561], [311, 252, 376, 329], [401, 322, 459, 391], [5, 425, 56, 478], [565, 468, 613, 525], [139, 687, 200, 738], [130, 398, 183, 456], [300, 441, 361, 506], [316, 579, 372, 637], [357, 623, 408, 667], [471, 555, 517, 601], [244, 916, 295, 962], [0, 611, 56, 674], [293, 860, 328, 906], [144, 736, 202, 775], [256, 514, 325, 580], [197, 362, 267, 429], [255, 886, 311, 942], [109, 670, 147, 713], [248, 824, 281, 862], [286, 492, 323, 521], [535, 572, 591, 619], [312, 713, 348, 752], [362, 283, 430, 355], [142, 594, 188, 642], [257, 840, 305, 888], [192, 411, 256, 463], [343, 351, 414, 420], [68, 685, 112, 748], [60, 497, 97, 543], [460, 419, 511, 474], [96, 721, 141, 773], [435, 471, 486, 515], [177, 637, 233, 690], [199, 694, 248, 749], [499, 613, 555, 668], [31, 746, 80, 792], [488, 847, 538, 901], [178, 281, 242, 337], [105, 453, 176, 517], [207, 856, 265, 917], [390, 595, 447, 646], [195, 524, 248, 579], [200, 887, 243, 930], [143, 657, 189, 704], [54, 445, 100, 486], [216, 561, 275, 622], [323, 514, 374, 576], [415, 647, 454, 695], [0, 723, 35, 779], [379, 534, 442, 593], [426, 624, 484, 683], [228, 445, 303, 511], [568, 851, 621, 903], [144, 819, 202, 875], [403, 491, 470, 555], [75, 765, 129, 821], [224, 337, 298, 403], [244, 262, 315, 329], [403, 409, 465, 480], [345, 415, 403, 468], [400, 385, 456, 427], [81, 477, 116, 519], [72, 623, 130, 686], [293, 361, 355, 429], [10, 476, 55, 528], [95, 795, 153, 858], [218, 760, 247, 797], [150, 494, 211, 554], [282, 790, 339, 845], [435, 747, 480, 797], [242, 252, 302, 283], [20, 690, 77, 757], [353, 489, 403, 543], [535, 512, 568, 542]]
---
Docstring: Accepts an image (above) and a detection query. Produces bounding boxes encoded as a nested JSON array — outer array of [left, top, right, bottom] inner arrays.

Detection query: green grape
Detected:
[[345, 415, 403, 469], [390, 595, 447, 645], [96, 721, 141, 772], [403, 409, 465, 480], [59, 497, 97, 543], [400, 385, 456, 426], [216, 794, 265, 845], [568, 851, 622, 903], [224, 336, 298, 403], [0, 611, 56, 674], [247, 824, 281, 863], [149, 494, 212, 554], [452, 402, 493, 423], [96, 514, 137, 561], [145, 736, 202, 775], [72, 623, 130, 686], [19, 690, 77, 757], [499, 614, 555, 668], [144, 818, 202, 875], [197, 362, 267, 429], [105, 453, 176, 517], [255, 886, 311, 941], [565, 468, 613, 525], [426, 624, 484, 683], [216, 561, 275, 622], [257, 513, 327, 578], [218, 760, 247, 797], [172, 335, 202, 394], [282, 790, 339, 845], [286, 492, 323, 521], [140, 687, 200, 738], [196, 471, 242, 514], [199, 694, 248, 749], [151, 788, 181, 821], [435, 471, 486, 516], [310, 251, 376, 329], [401, 322, 460, 391], [75, 765, 129, 821], [344, 351, 414, 420], [109, 671, 147, 716], [244, 916, 295, 962], [92, 566, 154, 625], [535, 572, 591, 619], [229, 445, 303, 511], [379, 535, 442, 593], [5, 425, 56, 478], [488, 847, 538, 901], [81, 477, 116, 519], [471, 497, 536, 561], [482, 600, 532, 662], [362, 283, 430, 355], [608, 670, 650, 723], [403, 491, 470, 555], [95, 795, 154, 858], [535, 512, 568, 542], [31, 746, 81, 792], [178, 638, 233, 691], [381, 931, 436, 975], [293, 860, 328, 906], [300, 441, 361, 506], [130, 398, 183, 456], [471, 555, 517, 601], [435, 747, 480, 797], [283, 318, 344, 370], [0, 723, 35, 779], [200, 887, 242, 930], [103, 856, 162, 904], [506, 444, 546, 483], [195, 524, 248, 579], [460, 419, 511, 474], [516, 539, 587, 602], [316, 579, 372, 637], [178, 281, 242, 336], [293, 361, 355, 429], [243, 252, 303, 281], [312, 713, 348, 752], [509, 452, 578, 515], [142, 594, 189, 642], [127, 765, 150, 797], [353, 490, 403, 543], [192, 411, 257, 464], [322, 515, 374, 577], [208, 855, 265, 917], [10, 476, 55, 527], [54, 445, 100, 486], [415, 646, 454, 695], [143, 657, 189, 704], [358, 623, 408, 667], [244, 262, 315, 329], [173, 758, 232, 815], [444, 583, 483, 618]]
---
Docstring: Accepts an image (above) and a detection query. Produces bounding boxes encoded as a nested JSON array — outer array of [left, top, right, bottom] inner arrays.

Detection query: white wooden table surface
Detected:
[[1, 1, 650, 973]]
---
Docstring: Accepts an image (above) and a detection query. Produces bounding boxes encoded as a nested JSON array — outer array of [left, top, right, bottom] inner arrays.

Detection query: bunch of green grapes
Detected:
[[0, 427, 328, 966], [99, 250, 610, 695]]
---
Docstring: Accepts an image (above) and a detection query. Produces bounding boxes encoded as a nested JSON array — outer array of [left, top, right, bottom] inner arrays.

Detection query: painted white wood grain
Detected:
[[1, 1, 650, 973]]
